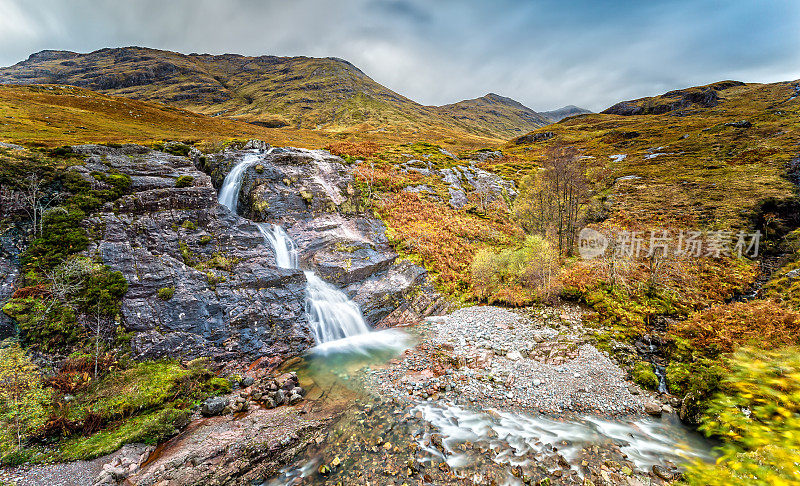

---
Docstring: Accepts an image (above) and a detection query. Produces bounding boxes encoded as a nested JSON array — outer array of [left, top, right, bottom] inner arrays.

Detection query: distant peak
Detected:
[[26, 49, 77, 63]]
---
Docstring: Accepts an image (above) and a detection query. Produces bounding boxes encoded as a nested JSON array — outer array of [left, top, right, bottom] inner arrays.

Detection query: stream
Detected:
[[218, 149, 717, 485]]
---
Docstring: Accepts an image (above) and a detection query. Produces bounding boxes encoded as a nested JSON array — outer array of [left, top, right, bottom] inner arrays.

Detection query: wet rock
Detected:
[[679, 392, 703, 425], [644, 400, 662, 416], [652, 464, 681, 481], [201, 396, 229, 417]]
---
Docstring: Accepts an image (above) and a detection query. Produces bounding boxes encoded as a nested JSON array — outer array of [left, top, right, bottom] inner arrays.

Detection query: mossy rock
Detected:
[[157, 287, 175, 301], [175, 175, 194, 188], [631, 361, 659, 391]]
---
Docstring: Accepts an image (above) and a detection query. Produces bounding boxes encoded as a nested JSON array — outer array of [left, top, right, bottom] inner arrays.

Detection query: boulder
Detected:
[[644, 400, 662, 416], [201, 396, 229, 417], [679, 393, 703, 425]]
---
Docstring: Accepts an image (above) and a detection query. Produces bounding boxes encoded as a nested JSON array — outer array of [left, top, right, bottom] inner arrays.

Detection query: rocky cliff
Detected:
[[69, 144, 313, 362], [18, 141, 445, 364]]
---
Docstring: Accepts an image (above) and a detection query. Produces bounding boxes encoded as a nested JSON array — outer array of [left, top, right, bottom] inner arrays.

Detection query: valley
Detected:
[[0, 45, 798, 486]]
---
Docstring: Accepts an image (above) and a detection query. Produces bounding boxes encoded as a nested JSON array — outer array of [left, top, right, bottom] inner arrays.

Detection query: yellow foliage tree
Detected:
[[0, 340, 49, 458], [684, 347, 800, 485]]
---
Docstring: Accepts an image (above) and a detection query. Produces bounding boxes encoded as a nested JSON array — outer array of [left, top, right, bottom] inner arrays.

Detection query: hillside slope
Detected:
[[0, 84, 327, 147], [0, 84, 494, 153], [0, 47, 549, 139], [493, 79, 800, 231]]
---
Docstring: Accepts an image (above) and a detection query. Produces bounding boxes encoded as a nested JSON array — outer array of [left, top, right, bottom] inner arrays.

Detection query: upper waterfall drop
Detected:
[[218, 150, 271, 213]]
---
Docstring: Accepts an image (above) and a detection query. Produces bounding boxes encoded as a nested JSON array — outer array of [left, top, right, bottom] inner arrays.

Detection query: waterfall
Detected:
[[256, 223, 298, 269], [218, 152, 376, 346], [304, 272, 371, 341], [218, 151, 270, 212]]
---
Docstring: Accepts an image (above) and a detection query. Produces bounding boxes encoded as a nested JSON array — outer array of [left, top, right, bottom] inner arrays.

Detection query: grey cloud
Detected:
[[0, 0, 798, 111]]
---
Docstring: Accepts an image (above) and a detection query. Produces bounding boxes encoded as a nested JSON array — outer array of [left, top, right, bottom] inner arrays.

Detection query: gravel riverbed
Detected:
[[364, 305, 658, 416]]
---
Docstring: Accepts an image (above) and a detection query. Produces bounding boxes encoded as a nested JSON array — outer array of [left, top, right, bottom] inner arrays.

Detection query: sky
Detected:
[[1, 0, 799, 112]]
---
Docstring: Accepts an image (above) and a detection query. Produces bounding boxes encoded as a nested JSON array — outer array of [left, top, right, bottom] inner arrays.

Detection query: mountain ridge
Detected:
[[0, 46, 574, 140]]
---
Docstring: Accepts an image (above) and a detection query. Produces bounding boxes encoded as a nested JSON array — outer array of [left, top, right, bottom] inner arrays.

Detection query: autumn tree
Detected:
[[0, 340, 48, 457], [513, 145, 589, 255]]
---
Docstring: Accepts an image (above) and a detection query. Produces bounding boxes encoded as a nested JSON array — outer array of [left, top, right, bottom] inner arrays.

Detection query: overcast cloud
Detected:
[[0, 0, 798, 111]]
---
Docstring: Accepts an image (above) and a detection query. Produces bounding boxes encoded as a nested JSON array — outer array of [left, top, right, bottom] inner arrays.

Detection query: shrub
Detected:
[[670, 300, 800, 358], [91, 172, 131, 200], [181, 220, 196, 230], [198, 235, 212, 245], [3, 259, 127, 352], [174, 175, 194, 188], [3, 298, 82, 351], [325, 141, 380, 160], [665, 357, 724, 398], [162, 143, 192, 157], [470, 235, 560, 305], [82, 267, 128, 316], [157, 287, 174, 301], [0, 341, 49, 461], [22, 207, 88, 271], [683, 347, 800, 485]]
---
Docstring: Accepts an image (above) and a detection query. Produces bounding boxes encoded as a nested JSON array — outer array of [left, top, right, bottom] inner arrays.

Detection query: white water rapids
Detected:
[[218, 150, 405, 353]]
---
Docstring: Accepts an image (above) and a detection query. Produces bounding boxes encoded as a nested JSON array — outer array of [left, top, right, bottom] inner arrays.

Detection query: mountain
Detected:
[[434, 93, 551, 137], [0, 47, 550, 140], [539, 104, 592, 122]]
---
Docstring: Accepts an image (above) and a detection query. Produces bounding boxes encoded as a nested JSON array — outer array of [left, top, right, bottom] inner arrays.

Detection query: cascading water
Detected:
[[304, 272, 371, 341], [218, 151, 267, 213], [256, 223, 298, 269], [218, 151, 401, 350]]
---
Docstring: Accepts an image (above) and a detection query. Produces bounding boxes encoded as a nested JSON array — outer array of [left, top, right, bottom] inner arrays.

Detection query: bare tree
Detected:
[[19, 174, 61, 236], [513, 145, 590, 255]]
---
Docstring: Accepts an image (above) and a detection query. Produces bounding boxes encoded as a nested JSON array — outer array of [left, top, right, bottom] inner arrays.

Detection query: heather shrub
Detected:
[[471, 235, 560, 305]]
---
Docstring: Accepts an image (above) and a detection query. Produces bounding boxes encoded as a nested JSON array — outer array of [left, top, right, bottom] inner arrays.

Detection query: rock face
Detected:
[[602, 81, 745, 116], [127, 407, 329, 486], [398, 155, 517, 210], [200, 144, 444, 327], [73, 144, 314, 361], [0, 257, 18, 339]]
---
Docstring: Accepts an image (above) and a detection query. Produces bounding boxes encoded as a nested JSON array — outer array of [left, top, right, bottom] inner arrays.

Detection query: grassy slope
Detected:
[[0, 47, 548, 139], [492, 80, 800, 231], [0, 84, 498, 153]]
